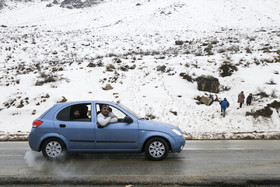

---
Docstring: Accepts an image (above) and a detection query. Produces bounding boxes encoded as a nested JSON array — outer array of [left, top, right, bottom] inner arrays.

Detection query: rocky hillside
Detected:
[[0, 0, 280, 140]]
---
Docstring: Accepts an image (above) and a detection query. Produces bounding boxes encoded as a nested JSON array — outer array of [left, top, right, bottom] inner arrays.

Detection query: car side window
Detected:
[[110, 106, 126, 119], [96, 104, 126, 120], [57, 106, 71, 121], [57, 104, 92, 121]]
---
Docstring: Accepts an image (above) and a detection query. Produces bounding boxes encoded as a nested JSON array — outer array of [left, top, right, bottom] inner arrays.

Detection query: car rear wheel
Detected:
[[42, 138, 67, 161], [145, 137, 169, 161]]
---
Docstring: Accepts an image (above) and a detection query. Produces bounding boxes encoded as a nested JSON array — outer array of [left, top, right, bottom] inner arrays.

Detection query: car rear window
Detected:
[[57, 103, 91, 121]]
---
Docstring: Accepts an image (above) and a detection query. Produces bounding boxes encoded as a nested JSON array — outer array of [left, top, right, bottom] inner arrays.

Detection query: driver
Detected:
[[97, 105, 117, 127]]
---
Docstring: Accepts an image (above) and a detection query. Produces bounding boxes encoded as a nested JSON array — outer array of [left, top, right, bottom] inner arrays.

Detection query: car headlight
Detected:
[[172, 129, 182, 136]]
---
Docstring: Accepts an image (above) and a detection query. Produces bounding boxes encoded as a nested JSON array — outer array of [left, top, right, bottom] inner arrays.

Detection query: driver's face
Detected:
[[101, 106, 110, 116]]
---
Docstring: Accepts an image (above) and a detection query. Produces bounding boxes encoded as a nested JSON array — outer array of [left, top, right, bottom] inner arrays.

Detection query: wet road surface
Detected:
[[1, 140, 280, 186]]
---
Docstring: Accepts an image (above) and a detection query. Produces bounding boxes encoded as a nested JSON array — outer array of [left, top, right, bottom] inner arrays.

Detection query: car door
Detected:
[[95, 104, 139, 150], [54, 103, 95, 150]]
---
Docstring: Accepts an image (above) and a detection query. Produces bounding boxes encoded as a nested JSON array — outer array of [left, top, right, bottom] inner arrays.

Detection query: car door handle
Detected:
[[59, 124, 66, 128]]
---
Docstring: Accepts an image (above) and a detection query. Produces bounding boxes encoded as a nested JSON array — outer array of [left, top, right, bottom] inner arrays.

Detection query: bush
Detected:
[[179, 72, 193, 82], [60, 0, 102, 9], [204, 44, 214, 55], [246, 100, 280, 118], [145, 114, 156, 120], [266, 78, 276, 85], [35, 72, 63, 86], [219, 62, 238, 77], [3, 98, 16, 109], [256, 88, 269, 99], [227, 45, 240, 53], [271, 90, 277, 98]]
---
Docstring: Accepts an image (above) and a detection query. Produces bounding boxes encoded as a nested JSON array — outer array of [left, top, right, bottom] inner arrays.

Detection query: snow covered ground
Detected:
[[0, 0, 280, 140]]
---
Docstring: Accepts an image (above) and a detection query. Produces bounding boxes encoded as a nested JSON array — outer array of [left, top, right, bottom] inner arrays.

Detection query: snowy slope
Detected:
[[0, 0, 280, 140]]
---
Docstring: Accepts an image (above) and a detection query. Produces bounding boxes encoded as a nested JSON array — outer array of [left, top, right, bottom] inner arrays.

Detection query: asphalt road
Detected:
[[1, 140, 280, 186]]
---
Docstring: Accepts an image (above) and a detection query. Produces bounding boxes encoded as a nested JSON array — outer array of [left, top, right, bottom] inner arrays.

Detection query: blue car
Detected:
[[28, 101, 185, 161]]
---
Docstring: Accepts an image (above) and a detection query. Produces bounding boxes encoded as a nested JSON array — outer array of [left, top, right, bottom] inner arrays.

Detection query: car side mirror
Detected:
[[123, 116, 133, 124]]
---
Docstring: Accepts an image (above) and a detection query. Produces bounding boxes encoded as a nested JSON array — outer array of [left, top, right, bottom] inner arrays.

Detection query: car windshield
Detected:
[[117, 103, 142, 120]]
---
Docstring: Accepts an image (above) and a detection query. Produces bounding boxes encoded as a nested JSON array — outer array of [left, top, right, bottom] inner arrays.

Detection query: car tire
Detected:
[[42, 138, 67, 161], [144, 137, 169, 161]]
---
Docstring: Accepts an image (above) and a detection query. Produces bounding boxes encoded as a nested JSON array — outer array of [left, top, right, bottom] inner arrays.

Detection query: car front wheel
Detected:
[[145, 137, 169, 161], [42, 138, 67, 161]]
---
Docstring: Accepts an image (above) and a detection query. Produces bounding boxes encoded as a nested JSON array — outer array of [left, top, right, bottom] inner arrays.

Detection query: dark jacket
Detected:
[[220, 99, 230, 110], [246, 95, 252, 104]]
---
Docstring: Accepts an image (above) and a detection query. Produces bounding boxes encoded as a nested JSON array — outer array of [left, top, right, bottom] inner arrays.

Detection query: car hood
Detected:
[[138, 120, 179, 133]]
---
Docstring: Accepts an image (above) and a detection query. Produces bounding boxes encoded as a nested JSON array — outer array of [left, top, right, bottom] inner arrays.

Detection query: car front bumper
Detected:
[[171, 135, 185, 152]]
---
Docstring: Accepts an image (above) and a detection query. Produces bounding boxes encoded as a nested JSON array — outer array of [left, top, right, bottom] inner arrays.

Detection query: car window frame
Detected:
[[96, 103, 127, 118], [56, 103, 92, 122]]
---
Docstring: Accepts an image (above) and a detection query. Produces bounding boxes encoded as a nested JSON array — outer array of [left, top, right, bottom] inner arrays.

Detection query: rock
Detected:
[[87, 62, 96, 67], [113, 58, 122, 63], [32, 110, 37, 115], [17, 100, 24, 108], [196, 75, 219, 93], [200, 96, 213, 106], [175, 40, 184, 45], [57, 96, 67, 103], [103, 84, 113, 90], [119, 65, 129, 71], [106, 64, 115, 72], [170, 111, 178, 116], [156, 65, 166, 72], [129, 64, 136, 70]]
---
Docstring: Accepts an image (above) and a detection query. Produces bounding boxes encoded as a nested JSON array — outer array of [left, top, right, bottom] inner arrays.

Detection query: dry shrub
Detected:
[[219, 62, 238, 77]]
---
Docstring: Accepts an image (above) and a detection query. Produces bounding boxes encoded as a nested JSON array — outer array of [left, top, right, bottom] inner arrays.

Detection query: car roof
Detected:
[[54, 101, 117, 106]]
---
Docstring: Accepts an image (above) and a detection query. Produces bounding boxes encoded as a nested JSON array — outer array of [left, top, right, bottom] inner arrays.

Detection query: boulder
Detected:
[[87, 62, 96, 68], [106, 64, 115, 72], [200, 96, 213, 106], [196, 76, 219, 93], [102, 84, 113, 91], [156, 65, 166, 72], [175, 40, 184, 45]]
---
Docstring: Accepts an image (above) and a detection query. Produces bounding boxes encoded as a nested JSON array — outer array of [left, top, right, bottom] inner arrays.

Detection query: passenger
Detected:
[[97, 105, 117, 127], [73, 109, 81, 119]]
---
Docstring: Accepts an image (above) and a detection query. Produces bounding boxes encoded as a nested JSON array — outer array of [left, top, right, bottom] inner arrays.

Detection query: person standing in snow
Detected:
[[220, 98, 230, 117], [246, 93, 253, 105], [97, 105, 118, 128], [237, 91, 245, 108]]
